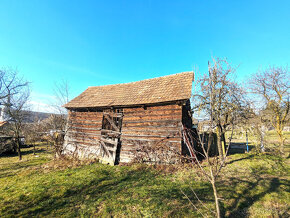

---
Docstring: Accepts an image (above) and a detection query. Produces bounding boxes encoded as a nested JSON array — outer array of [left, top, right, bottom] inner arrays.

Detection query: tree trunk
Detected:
[[216, 127, 223, 159], [276, 118, 284, 154], [208, 131, 213, 154], [221, 131, 226, 155], [210, 170, 221, 218], [277, 130, 284, 154], [17, 138, 22, 160]]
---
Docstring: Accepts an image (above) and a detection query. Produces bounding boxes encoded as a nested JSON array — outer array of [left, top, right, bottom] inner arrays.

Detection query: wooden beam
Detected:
[[121, 137, 181, 143], [100, 137, 118, 146], [103, 112, 123, 117], [70, 122, 102, 126], [67, 131, 101, 137], [123, 119, 181, 124], [69, 126, 102, 131], [121, 133, 179, 138], [101, 129, 121, 134], [121, 128, 179, 133], [104, 114, 120, 131], [100, 140, 113, 159]]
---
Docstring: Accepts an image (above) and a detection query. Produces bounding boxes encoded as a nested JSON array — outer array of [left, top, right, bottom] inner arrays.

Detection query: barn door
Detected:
[[100, 111, 123, 165]]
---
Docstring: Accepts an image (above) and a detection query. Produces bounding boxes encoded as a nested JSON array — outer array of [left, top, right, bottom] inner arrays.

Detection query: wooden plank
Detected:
[[69, 114, 103, 120], [121, 128, 180, 133], [102, 132, 121, 138], [120, 144, 180, 152], [123, 104, 181, 113], [103, 112, 123, 117], [123, 114, 181, 121], [68, 127, 102, 133], [69, 111, 103, 116], [122, 129, 180, 135], [120, 141, 181, 147], [101, 129, 121, 135], [100, 137, 118, 146], [121, 133, 180, 138], [104, 114, 120, 131], [123, 110, 182, 117], [102, 133, 121, 138], [67, 139, 99, 146], [67, 131, 101, 137], [121, 125, 181, 130], [122, 123, 181, 128], [68, 118, 102, 123], [66, 142, 101, 148], [70, 112, 103, 117], [123, 108, 181, 115], [69, 124, 101, 129], [68, 135, 101, 142], [121, 137, 181, 143], [69, 119, 102, 124], [119, 153, 136, 163], [70, 122, 102, 127], [100, 140, 114, 153], [100, 141, 113, 159], [119, 153, 135, 158], [123, 119, 181, 124], [101, 129, 120, 133], [68, 134, 97, 141], [69, 118, 102, 122]]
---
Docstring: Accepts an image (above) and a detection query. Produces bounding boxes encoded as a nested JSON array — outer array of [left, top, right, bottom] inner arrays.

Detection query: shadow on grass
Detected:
[[220, 169, 290, 218], [1, 148, 47, 158], [0, 166, 213, 217], [226, 154, 255, 165], [0, 149, 49, 179], [228, 142, 255, 155]]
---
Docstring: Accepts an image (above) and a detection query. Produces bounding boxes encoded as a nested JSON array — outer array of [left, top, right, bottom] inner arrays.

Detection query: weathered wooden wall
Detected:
[[64, 103, 186, 163], [119, 104, 183, 163], [63, 111, 103, 158]]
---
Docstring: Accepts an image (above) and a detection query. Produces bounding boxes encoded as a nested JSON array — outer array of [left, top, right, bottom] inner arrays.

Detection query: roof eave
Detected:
[[64, 99, 190, 110]]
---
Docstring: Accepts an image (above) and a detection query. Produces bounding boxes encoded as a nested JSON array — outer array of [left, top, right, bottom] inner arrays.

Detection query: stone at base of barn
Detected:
[[62, 143, 101, 159], [62, 140, 181, 165], [62, 142, 116, 165]]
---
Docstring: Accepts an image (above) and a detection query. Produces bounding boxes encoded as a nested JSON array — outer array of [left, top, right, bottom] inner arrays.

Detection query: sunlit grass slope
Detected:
[[0, 145, 289, 217]]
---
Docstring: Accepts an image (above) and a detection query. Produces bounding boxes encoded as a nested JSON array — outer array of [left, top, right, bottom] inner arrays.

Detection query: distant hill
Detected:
[[24, 111, 56, 123], [0, 108, 67, 123]]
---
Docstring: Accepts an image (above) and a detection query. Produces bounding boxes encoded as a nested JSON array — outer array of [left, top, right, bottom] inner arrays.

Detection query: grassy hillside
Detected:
[[0, 145, 289, 217]]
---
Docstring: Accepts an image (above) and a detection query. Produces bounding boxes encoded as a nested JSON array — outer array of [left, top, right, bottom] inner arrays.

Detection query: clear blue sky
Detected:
[[0, 0, 289, 112]]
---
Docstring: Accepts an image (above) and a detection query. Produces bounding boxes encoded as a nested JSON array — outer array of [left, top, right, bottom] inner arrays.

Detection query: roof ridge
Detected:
[[87, 71, 193, 88]]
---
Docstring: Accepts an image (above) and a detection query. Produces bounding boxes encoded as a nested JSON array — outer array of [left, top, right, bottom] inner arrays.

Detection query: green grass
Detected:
[[0, 145, 289, 217], [226, 130, 290, 155]]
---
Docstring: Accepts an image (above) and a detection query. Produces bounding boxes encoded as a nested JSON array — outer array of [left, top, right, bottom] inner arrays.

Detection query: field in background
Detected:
[[0, 143, 289, 217], [225, 130, 290, 154]]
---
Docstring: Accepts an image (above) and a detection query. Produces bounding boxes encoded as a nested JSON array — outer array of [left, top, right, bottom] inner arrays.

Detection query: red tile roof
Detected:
[[64, 72, 194, 108]]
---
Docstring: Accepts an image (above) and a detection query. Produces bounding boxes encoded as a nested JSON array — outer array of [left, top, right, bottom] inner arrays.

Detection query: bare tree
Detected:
[[52, 79, 70, 114], [250, 66, 289, 154], [46, 79, 71, 157], [42, 114, 67, 157], [0, 68, 30, 160], [193, 57, 249, 159], [189, 57, 253, 217], [183, 124, 234, 218]]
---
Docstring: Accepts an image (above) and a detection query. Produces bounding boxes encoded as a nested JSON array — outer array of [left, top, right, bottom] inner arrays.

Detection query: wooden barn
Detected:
[[63, 72, 194, 165]]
